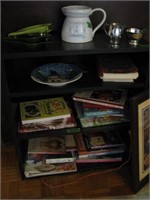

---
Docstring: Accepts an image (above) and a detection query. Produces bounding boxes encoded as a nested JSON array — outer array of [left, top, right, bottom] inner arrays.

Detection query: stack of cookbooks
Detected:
[[74, 131, 126, 163], [18, 97, 77, 133], [24, 135, 77, 178], [72, 89, 129, 128], [97, 54, 139, 82]]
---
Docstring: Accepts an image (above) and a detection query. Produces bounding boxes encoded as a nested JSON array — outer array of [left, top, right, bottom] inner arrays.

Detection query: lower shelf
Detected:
[[2, 144, 136, 198]]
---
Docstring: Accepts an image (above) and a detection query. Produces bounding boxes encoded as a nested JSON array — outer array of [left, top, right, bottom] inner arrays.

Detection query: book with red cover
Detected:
[[73, 89, 127, 109]]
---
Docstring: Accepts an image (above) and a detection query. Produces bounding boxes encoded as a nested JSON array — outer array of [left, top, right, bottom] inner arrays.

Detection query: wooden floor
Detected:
[[1, 144, 149, 199]]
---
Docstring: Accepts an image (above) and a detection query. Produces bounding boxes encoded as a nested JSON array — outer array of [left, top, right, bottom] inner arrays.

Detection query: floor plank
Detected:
[[1, 144, 149, 199]]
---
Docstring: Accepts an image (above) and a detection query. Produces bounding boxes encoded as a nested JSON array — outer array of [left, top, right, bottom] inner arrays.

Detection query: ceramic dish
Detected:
[[31, 63, 83, 87], [8, 23, 52, 38], [4, 39, 52, 51]]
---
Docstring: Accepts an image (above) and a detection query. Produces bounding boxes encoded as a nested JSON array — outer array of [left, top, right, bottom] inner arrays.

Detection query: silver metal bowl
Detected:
[[125, 28, 144, 46]]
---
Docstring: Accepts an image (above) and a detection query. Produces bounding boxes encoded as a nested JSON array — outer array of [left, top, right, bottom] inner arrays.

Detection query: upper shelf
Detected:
[[2, 32, 149, 59]]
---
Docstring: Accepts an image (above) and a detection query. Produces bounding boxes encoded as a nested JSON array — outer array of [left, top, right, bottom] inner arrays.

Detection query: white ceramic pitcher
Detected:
[[61, 5, 107, 43]]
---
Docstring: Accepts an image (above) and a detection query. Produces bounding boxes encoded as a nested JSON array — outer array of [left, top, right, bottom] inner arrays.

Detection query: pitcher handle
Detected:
[[91, 8, 107, 38], [103, 23, 110, 36]]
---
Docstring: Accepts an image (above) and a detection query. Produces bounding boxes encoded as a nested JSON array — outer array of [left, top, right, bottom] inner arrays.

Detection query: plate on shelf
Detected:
[[31, 63, 83, 87]]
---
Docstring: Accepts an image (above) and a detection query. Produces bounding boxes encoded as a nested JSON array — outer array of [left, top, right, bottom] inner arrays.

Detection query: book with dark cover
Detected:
[[74, 133, 125, 158], [97, 54, 139, 80], [84, 130, 125, 150], [20, 97, 71, 124], [73, 89, 127, 109]]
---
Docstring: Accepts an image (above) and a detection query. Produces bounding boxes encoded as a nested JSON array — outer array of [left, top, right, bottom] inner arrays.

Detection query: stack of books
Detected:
[[18, 97, 77, 133], [24, 135, 77, 178], [72, 89, 129, 128], [74, 131, 126, 163], [97, 54, 139, 82]]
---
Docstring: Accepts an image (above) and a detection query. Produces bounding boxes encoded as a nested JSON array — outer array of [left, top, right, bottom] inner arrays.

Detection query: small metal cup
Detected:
[[125, 28, 144, 46]]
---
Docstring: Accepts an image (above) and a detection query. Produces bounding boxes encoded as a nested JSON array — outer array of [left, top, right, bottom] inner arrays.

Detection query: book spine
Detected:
[[83, 109, 124, 117], [79, 117, 127, 128], [45, 157, 75, 164], [73, 97, 123, 109], [82, 102, 120, 109], [74, 134, 87, 152], [79, 149, 125, 158], [76, 157, 122, 163]]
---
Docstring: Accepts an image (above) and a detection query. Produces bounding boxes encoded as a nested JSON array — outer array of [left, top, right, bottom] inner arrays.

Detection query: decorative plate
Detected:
[[31, 63, 83, 87]]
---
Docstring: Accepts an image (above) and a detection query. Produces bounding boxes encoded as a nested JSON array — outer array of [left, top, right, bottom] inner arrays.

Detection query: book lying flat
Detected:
[[20, 97, 71, 124], [24, 162, 77, 178], [83, 105, 124, 117], [27, 151, 75, 164], [76, 154, 123, 163], [84, 131, 125, 150], [74, 133, 125, 158], [78, 147, 125, 158], [101, 78, 134, 82], [73, 89, 127, 109], [18, 113, 77, 133], [97, 54, 139, 80], [74, 101, 128, 128]]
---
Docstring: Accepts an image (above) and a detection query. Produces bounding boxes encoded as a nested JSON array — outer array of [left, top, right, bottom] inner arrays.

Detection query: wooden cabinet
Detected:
[[2, 30, 149, 196]]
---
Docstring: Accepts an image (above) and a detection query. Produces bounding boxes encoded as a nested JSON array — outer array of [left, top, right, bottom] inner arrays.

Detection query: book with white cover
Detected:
[[24, 162, 77, 178]]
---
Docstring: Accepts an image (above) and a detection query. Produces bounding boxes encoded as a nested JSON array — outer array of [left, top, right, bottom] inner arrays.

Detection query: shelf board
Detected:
[[17, 122, 130, 140], [2, 33, 149, 59]]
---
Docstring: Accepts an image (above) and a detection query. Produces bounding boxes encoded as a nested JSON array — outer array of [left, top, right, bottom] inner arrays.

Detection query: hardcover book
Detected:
[[28, 136, 66, 154], [78, 147, 125, 158], [84, 130, 125, 150], [27, 151, 75, 164], [74, 101, 128, 128], [73, 89, 127, 109], [83, 106, 124, 117], [75, 154, 123, 163], [82, 102, 122, 109], [65, 134, 77, 152], [74, 133, 125, 158], [24, 162, 77, 178], [19, 97, 71, 124], [97, 54, 139, 80], [18, 113, 77, 133]]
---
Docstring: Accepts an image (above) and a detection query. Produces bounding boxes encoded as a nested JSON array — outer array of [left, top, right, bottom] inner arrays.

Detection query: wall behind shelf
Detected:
[[1, 1, 149, 40]]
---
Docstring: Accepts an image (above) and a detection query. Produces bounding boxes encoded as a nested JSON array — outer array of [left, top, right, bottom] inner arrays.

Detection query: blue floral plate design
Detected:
[[31, 63, 83, 87]]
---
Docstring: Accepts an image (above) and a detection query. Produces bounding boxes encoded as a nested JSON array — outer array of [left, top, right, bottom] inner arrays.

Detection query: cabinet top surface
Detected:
[[2, 32, 149, 59]]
